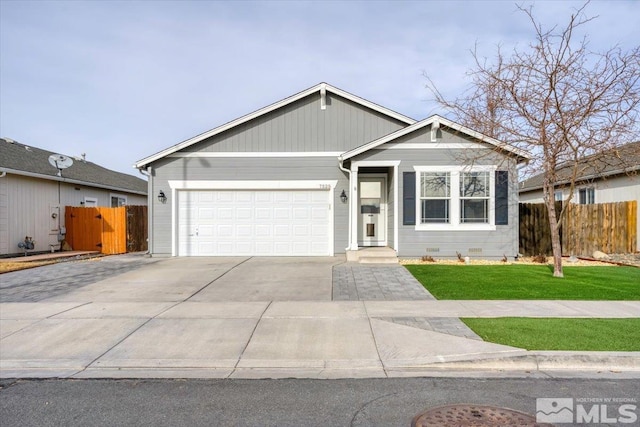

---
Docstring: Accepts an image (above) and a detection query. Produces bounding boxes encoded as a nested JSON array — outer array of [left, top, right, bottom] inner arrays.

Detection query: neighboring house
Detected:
[[519, 141, 640, 249], [135, 82, 529, 259], [0, 138, 147, 256]]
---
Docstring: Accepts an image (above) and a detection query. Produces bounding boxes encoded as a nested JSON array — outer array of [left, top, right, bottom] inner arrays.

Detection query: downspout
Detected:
[[138, 166, 153, 255], [338, 157, 351, 252]]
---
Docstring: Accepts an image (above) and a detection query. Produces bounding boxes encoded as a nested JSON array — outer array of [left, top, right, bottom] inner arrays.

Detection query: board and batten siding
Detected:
[[351, 145, 519, 259], [150, 156, 349, 256], [176, 93, 408, 154], [0, 174, 146, 255]]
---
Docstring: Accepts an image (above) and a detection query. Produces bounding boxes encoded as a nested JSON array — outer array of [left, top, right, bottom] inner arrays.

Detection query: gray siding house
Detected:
[[135, 83, 528, 259], [1, 138, 147, 256]]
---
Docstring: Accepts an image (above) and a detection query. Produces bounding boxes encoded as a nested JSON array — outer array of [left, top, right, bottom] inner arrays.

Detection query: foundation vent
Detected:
[[425, 248, 440, 252], [468, 248, 483, 254]]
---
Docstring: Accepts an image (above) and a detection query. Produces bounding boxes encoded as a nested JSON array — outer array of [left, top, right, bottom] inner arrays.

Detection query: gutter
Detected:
[[338, 157, 352, 252], [0, 167, 147, 196], [138, 166, 153, 255]]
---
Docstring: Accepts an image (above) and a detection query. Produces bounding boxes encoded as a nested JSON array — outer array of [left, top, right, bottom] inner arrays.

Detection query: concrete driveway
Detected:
[[46, 256, 340, 303]]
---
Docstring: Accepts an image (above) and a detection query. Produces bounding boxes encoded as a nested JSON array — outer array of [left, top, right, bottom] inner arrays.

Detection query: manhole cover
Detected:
[[412, 404, 555, 427]]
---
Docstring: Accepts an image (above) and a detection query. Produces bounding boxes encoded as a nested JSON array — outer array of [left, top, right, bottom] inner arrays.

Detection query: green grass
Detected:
[[405, 265, 640, 300], [461, 318, 640, 351]]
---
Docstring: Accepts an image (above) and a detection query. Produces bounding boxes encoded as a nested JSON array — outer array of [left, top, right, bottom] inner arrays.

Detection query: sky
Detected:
[[1, 0, 638, 177]]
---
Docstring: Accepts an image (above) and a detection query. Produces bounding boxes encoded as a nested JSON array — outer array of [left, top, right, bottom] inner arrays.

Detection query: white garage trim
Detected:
[[168, 180, 337, 257], [168, 180, 338, 190]]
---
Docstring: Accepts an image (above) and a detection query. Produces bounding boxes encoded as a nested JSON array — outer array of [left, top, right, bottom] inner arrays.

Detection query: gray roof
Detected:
[[0, 138, 147, 195], [519, 141, 640, 193]]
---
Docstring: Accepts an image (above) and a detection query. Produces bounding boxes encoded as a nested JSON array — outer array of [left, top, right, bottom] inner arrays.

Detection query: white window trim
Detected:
[[413, 165, 497, 231], [109, 193, 128, 207], [577, 187, 596, 205]]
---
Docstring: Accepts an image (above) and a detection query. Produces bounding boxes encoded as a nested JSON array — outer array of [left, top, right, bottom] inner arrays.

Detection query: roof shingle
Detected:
[[519, 141, 640, 193], [0, 138, 147, 194]]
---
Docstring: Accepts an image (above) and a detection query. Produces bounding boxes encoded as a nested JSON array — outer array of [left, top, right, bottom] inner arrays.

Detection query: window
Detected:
[[554, 190, 564, 201], [110, 195, 127, 207], [420, 172, 450, 223], [578, 188, 595, 205], [414, 166, 497, 230], [460, 171, 489, 223]]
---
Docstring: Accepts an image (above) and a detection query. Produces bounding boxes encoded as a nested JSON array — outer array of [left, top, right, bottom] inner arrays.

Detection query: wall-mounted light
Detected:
[[340, 189, 348, 203], [158, 190, 167, 203]]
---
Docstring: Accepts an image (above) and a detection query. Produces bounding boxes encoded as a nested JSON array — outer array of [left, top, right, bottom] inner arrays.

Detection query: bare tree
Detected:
[[426, 2, 640, 277]]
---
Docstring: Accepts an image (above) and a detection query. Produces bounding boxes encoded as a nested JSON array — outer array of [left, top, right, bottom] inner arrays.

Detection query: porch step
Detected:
[[346, 247, 399, 264]]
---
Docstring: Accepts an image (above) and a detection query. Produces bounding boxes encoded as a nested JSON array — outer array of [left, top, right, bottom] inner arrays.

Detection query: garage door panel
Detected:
[[236, 225, 252, 237], [236, 207, 252, 220], [255, 224, 272, 237], [293, 225, 309, 236], [216, 225, 233, 237], [292, 207, 309, 220], [255, 208, 271, 220], [216, 192, 234, 203], [178, 189, 331, 256], [311, 206, 328, 220]]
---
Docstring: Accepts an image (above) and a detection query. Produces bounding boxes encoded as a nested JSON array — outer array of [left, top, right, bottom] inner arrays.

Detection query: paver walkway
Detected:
[[332, 264, 435, 300], [1, 253, 159, 302], [332, 264, 480, 339]]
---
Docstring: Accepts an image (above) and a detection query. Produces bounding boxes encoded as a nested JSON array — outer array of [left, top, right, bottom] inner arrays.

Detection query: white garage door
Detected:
[[178, 190, 331, 256]]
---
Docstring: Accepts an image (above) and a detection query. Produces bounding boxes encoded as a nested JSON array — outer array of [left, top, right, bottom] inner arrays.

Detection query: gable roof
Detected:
[[340, 114, 530, 163], [519, 141, 640, 193], [134, 82, 417, 168], [0, 138, 147, 195]]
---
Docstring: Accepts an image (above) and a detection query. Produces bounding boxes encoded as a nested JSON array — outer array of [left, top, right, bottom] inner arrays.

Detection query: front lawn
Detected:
[[405, 264, 640, 300], [461, 318, 640, 351]]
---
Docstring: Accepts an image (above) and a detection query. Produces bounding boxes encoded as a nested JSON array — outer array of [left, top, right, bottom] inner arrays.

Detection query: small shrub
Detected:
[[456, 251, 465, 263], [501, 254, 508, 263], [421, 255, 436, 262]]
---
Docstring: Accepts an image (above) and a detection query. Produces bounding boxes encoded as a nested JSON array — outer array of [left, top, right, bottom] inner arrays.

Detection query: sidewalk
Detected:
[[2, 299, 638, 379]]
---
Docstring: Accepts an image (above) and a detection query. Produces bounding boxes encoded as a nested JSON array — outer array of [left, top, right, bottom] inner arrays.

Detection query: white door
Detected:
[[357, 177, 386, 246], [178, 190, 331, 256]]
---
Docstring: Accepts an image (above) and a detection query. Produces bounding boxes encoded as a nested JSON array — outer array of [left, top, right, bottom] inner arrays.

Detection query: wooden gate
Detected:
[[65, 206, 147, 254]]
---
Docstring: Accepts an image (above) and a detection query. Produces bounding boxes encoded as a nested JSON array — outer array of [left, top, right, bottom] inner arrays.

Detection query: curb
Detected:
[[407, 351, 640, 372]]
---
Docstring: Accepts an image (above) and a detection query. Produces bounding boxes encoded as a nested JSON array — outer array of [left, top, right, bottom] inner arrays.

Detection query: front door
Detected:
[[358, 177, 386, 246]]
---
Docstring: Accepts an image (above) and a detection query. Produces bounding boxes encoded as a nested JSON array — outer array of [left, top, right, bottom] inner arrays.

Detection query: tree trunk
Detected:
[[545, 195, 564, 278]]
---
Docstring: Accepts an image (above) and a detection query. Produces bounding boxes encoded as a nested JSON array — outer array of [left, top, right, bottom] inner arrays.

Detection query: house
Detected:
[[519, 141, 640, 249], [135, 83, 529, 259], [0, 138, 147, 256]]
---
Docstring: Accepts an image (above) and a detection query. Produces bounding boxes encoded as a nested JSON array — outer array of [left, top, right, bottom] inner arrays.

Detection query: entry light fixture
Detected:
[[340, 189, 348, 203], [158, 190, 167, 203]]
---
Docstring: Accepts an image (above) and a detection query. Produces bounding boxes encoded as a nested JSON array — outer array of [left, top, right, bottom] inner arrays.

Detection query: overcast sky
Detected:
[[1, 0, 638, 177]]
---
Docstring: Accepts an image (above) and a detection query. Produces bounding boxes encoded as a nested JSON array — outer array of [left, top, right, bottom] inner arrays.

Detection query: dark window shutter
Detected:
[[495, 170, 509, 225], [403, 172, 416, 225]]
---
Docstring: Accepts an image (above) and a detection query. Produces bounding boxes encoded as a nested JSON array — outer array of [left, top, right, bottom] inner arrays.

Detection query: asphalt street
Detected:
[[1, 377, 638, 427]]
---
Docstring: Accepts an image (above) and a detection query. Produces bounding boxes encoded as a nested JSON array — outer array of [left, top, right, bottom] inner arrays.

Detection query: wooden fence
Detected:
[[519, 201, 637, 256], [64, 206, 147, 255]]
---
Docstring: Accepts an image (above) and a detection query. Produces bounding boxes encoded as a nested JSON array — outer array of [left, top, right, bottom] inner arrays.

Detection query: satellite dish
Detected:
[[48, 154, 73, 176]]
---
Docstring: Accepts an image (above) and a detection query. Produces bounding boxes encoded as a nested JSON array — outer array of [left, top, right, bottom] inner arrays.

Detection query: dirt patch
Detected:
[[0, 260, 57, 274]]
